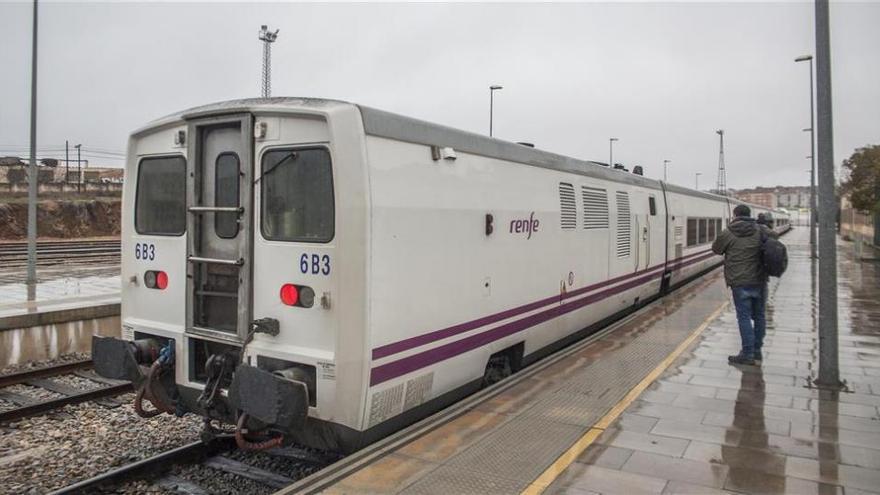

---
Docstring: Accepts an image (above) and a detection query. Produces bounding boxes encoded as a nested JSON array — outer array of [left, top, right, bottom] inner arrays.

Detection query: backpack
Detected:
[[759, 229, 788, 277]]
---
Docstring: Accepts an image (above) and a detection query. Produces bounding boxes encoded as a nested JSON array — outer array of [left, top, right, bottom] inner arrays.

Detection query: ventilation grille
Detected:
[[616, 191, 631, 258], [582, 187, 609, 229], [559, 183, 577, 230], [675, 225, 683, 239]]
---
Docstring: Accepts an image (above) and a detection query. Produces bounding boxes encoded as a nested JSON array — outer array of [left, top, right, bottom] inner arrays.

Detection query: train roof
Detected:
[[134, 97, 750, 206]]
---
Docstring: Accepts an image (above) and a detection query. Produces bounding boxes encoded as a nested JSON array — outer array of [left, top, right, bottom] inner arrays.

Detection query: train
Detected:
[[92, 97, 790, 453]]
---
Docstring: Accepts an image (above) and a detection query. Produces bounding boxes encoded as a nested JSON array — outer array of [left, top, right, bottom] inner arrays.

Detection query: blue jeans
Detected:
[[731, 284, 767, 358]]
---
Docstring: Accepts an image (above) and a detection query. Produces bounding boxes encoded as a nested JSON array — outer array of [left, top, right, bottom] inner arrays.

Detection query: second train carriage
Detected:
[[93, 97, 789, 452]]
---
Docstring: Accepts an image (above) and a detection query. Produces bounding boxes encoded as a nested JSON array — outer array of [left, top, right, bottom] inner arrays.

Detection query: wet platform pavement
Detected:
[[543, 228, 880, 494], [0, 264, 120, 366], [297, 227, 880, 495]]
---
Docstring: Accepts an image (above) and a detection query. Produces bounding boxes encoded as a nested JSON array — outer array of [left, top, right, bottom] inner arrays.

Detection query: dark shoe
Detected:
[[728, 354, 756, 365], [754, 350, 763, 363]]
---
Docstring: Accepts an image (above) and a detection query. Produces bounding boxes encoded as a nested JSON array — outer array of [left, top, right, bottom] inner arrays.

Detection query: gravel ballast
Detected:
[[0, 354, 203, 494]]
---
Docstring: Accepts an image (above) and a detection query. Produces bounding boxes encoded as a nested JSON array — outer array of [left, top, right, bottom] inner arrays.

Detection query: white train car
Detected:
[[93, 98, 784, 453]]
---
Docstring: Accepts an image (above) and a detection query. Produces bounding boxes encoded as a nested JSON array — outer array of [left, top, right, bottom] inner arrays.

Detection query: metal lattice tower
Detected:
[[258, 25, 279, 98], [716, 129, 727, 196]]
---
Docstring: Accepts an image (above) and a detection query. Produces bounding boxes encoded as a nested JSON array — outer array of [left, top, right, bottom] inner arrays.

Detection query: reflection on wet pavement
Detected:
[[554, 228, 880, 494], [0, 264, 119, 307]]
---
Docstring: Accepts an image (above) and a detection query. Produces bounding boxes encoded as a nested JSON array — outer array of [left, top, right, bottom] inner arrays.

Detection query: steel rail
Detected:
[[0, 382, 132, 423], [0, 359, 93, 388], [49, 438, 234, 495]]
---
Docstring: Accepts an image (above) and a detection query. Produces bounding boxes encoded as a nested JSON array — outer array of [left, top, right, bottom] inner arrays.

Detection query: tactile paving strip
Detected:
[[440, 415, 585, 484], [398, 287, 730, 490]]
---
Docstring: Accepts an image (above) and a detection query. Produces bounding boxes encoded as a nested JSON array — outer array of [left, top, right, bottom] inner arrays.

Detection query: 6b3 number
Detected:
[[300, 254, 330, 275], [134, 243, 155, 260]]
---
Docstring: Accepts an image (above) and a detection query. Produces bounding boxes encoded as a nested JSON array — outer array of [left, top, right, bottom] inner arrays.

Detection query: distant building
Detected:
[[774, 186, 811, 209], [733, 186, 778, 208], [732, 185, 811, 209]]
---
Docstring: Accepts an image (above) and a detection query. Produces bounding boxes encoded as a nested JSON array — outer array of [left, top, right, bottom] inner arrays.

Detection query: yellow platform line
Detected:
[[521, 301, 729, 495]]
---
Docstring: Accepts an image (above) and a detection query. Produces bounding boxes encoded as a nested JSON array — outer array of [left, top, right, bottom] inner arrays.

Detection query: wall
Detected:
[[0, 181, 123, 195], [840, 197, 879, 248]]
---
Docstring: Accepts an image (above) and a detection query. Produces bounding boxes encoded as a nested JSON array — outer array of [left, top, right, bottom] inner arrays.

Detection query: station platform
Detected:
[[0, 264, 119, 329], [0, 265, 120, 366], [282, 228, 880, 494]]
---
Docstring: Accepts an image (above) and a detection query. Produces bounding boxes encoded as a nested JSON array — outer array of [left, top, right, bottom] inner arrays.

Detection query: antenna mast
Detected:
[[716, 129, 727, 195], [258, 25, 279, 98]]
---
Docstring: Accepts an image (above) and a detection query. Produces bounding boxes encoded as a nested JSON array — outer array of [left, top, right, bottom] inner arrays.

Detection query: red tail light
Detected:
[[280, 284, 315, 308], [144, 270, 168, 290], [280, 284, 299, 306]]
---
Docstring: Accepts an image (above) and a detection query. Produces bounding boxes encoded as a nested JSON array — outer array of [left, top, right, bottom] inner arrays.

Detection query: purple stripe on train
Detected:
[[369, 250, 719, 386], [371, 249, 714, 361]]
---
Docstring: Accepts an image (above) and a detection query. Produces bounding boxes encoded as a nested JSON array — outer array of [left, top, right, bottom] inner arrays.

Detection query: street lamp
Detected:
[[489, 85, 503, 137], [74, 143, 82, 193], [663, 159, 671, 182], [609, 138, 619, 167], [695, 172, 702, 190], [795, 54, 817, 259]]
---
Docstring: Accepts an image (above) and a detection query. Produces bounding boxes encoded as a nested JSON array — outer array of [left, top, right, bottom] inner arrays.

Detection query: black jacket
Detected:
[[711, 217, 776, 287]]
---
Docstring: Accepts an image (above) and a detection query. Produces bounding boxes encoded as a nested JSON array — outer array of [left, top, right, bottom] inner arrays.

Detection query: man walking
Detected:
[[712, 204, 777, 365]]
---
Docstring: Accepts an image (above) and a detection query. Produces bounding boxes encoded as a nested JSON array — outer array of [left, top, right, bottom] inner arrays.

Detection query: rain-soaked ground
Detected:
[[547, 228, 880, 494], [0, 264, 119, 307], [0, 264, 120, 366]]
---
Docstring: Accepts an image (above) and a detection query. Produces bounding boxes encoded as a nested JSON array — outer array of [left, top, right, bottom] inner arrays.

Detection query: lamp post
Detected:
[[663, 159, 670, 182], [795, 54, 817, 259], [489, 85, 502, 137], [695, 172, 702, 190], [26, 0, 39, 296], [609, 138, 619, 167]]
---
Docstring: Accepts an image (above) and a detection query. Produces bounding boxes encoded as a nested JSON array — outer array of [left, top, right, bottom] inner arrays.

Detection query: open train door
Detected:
[[185, 114, 255, 344]]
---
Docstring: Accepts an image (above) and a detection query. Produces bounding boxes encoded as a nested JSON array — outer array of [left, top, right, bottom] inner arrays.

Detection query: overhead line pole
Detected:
[[26, 0, 39, 298], [814, 0, 840, 388]]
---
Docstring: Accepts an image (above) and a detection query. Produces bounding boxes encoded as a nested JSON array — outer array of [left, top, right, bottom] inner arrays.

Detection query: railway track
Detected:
[[0, 239, 120, 268], [0, 359, 131, 423], [52, 438, 336, 494]]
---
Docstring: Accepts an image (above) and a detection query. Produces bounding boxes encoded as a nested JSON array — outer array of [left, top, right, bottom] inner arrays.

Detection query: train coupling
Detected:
[[91, 335, 160, 385], [228, 364, 310, 431]]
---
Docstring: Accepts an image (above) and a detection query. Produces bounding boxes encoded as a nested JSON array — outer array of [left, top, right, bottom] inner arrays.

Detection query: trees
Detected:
[[840, 145, 880, 215]]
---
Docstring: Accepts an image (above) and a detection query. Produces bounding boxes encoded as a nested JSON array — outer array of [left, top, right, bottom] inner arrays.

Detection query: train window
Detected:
[[135, 156, 186, 236], [214, 153, 240, 239], [648, 196, 657, 216], [261, 147, 335, 243], [615, 191, 631, 257], [698, 218, 708, 244], [559, 183, 577, 230], [716, 218, 722, 236], [686, 218, 697, 246], [582, 187, 609, 229], [707, 217, 716, 240]]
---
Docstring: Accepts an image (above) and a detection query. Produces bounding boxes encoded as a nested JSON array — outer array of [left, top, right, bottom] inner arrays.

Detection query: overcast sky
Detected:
[[1, 1, 878, 190]]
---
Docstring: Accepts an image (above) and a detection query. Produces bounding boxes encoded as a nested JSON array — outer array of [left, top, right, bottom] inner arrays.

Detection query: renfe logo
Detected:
[[510, 212, 540, 239]]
